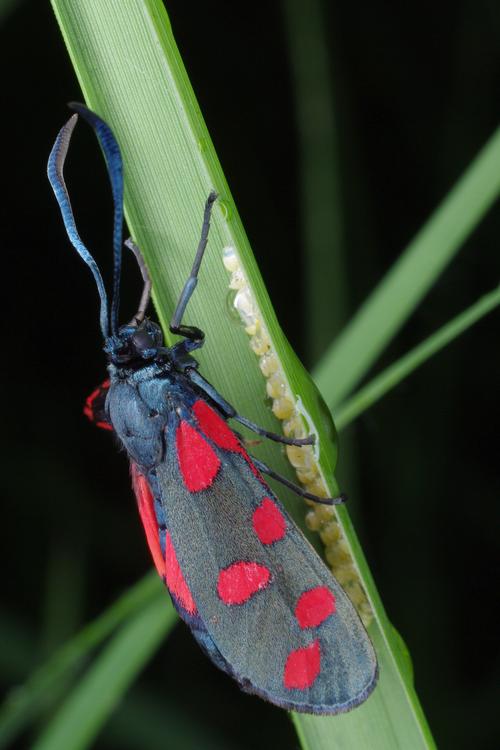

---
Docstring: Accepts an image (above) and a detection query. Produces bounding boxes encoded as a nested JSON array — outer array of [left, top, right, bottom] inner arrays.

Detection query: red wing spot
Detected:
[[253, 497, 286, 544], [295, 586, 336, 629], [193, 400, 241, 452], [217, 561, 271, 605], [176, 420, 221, 492], [165, 532, 198, 615], [284, 640, 321, 690], [193, 400, 265, 482], [131, 463, 165, 579]]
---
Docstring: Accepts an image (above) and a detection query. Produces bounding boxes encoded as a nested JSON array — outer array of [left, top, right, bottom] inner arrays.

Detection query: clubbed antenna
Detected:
[[69, 103, 124, 337], [48, 113, 110, 338]]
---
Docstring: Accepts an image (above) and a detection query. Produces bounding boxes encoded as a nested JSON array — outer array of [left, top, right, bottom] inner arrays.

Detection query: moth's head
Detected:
[[104, 318, 164, 365]]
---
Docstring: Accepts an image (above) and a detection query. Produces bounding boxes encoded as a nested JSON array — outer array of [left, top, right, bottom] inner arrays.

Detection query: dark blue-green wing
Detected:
[[147, 398, 377, 715]]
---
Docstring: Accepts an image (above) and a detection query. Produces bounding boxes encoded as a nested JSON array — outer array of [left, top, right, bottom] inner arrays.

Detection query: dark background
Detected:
[[1, 1, 499, 748]]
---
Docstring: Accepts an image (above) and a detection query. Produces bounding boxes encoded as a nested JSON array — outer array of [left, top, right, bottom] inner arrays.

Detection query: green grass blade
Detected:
[[314, 126, 500, 407], [0, 574, 161, 747], [336, 284, 500, 429], [49, 1, 435, 747], [32, 597, 175, 750], [282, 0, 362, 511], [282, 0, 348, 363]]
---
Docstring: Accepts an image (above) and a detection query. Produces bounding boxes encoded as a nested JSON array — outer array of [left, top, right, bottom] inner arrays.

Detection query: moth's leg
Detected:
[[169, 336, 205, 366], [187, 369, 314, 447], [234, 414, 314, 447], [251, 455, 346, 506], [124, 238, 152, 325], [169, 191, 218, 344]]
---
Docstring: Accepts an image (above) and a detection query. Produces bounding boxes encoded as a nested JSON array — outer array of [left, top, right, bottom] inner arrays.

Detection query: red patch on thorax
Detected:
[[252, 497, 286, 544], [176, 420, 220, 492], [283, 640, 321, 690], [217, 561, 271, 605], [84, 379, 111, 429], [95, 420, 113, 431], [131, 463, 165, 579], [295, 586, 336, 629], [164, 532, 198, 615]]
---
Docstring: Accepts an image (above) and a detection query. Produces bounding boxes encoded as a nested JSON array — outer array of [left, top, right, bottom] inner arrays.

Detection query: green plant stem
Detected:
[[335, 284, 500, 430], [314, 125, 500, 408]]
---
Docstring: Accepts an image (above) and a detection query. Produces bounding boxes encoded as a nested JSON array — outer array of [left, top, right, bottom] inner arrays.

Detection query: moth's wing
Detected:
[[131, 461, 237, 678], [151, 399, 378, 715], [84, 379, 112, 431]]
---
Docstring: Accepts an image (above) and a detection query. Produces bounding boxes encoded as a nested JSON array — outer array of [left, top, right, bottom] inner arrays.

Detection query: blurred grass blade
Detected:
[[282, 0, 347, 363], [314, 126, 500, 407], [32, 597, 175, 750], [0, 0, 21, 23], [105, 689, 236, 750], [50, 1, 434, 747], [282, 0, 361, 506], [336, 284, 500, 430], [0, 574, 161, 747]]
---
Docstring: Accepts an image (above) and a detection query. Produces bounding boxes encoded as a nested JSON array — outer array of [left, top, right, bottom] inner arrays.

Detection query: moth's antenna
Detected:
[[48, 114, 110, 339], [124, 238, 152, 325], [69, 103, 124, 338]]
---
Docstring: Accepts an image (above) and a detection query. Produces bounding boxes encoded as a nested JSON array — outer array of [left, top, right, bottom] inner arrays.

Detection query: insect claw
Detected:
[[293, 435, 315, 446], [307, 492, 347, 506]]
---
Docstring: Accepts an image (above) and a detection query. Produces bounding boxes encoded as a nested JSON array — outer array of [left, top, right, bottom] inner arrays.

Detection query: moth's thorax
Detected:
[[105, 363, 199, 470], [107, 359, 171, 384]]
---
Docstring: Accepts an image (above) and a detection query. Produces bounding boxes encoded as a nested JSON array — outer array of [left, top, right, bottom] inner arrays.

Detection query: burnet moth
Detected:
[[48, 104, 377, 714]]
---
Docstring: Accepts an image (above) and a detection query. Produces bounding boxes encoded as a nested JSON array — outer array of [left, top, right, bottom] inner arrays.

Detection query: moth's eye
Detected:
[[132, 329, 155, 352], [148, 322, 163, 346]]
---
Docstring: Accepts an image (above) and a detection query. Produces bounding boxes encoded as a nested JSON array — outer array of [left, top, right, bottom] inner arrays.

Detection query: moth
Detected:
[[48, 104, 377, 714]]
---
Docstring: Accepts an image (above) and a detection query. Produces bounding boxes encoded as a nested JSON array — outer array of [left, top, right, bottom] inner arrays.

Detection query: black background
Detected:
[[0, 1, 499, 748]]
